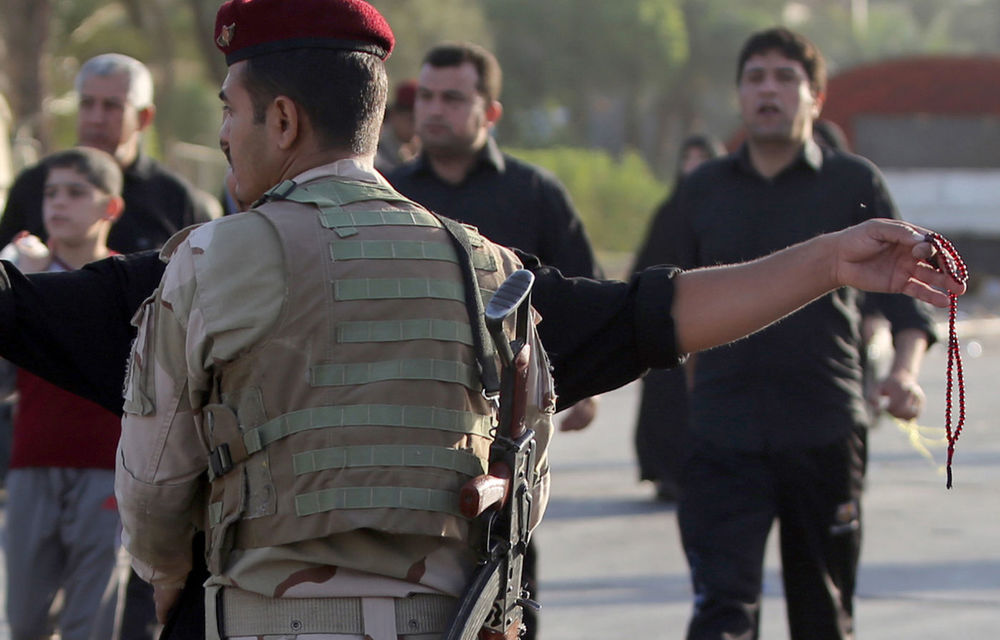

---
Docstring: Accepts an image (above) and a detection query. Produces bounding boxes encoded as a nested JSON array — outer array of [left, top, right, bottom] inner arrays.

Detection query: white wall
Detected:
[[883, 168, 1000, 236]]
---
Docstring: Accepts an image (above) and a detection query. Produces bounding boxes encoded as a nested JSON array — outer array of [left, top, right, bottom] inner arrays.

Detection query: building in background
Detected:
[[820, 56, 1000, 277]]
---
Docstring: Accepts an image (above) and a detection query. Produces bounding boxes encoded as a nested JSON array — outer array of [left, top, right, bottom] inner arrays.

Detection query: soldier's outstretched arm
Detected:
[[672, 218, 965, 355]]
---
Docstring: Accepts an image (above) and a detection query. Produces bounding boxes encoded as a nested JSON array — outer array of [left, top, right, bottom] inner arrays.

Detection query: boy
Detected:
[[3, 147, 124, 640]]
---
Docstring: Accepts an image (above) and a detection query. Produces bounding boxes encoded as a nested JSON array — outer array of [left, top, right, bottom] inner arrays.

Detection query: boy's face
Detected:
[[43, 167, 116, 246]]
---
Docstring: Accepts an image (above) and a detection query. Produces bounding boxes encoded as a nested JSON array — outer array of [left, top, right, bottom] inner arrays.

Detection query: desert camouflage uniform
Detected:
[[116, 159, 555, 640]]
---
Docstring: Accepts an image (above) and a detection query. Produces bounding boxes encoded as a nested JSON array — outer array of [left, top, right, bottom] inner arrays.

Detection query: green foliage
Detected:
[[370, 0, 494, 87], [163, 76, 223, 148], [504, 146, 667, 254], [484, 0, 689, 148], [8, 0, 1000, 178]]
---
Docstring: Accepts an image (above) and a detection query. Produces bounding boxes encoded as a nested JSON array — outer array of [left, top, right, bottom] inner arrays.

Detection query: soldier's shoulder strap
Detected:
[[434, 213, 500, 399]]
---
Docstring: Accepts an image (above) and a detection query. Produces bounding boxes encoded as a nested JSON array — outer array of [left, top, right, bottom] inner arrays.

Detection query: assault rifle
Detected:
[[445, 269, 540, 640]]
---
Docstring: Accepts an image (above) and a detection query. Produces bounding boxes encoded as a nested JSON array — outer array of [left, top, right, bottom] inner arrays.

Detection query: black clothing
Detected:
[[387, 138, 602, 279], [633, 366, 689, 492], [0, 249, 680, 640], [678, 430, 864, 640], [389, 139, 602, 640], [666, 141, 936, 640], [666, 142, 937, 452], [0, 251, 680, 416], [0, 153, 214, 253], [633, 188, 684, 274], [0, 251, 162, 416], [631, 190, 692, 495]]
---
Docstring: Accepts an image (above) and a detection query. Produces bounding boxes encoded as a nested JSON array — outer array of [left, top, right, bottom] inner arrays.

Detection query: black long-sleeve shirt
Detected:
[[387, 138, 602, 279], [663, 141, 937, 452], [0, 251, 680, 416]]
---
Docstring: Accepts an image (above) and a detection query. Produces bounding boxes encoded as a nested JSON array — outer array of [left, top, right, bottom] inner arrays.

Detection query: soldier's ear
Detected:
[[270, 95, 300, 150]]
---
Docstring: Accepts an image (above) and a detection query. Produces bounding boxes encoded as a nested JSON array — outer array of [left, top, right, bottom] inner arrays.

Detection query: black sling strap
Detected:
[[435, 215, 501, 398]]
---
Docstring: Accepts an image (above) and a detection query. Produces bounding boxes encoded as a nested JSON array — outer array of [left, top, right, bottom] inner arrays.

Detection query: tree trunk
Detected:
[[0, 0, 52, 149], [121, 0, 179, 149], [187, 0, 228, 85]]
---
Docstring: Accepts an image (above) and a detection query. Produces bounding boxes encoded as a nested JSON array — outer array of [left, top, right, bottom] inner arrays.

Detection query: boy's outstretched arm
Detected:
[[672, 219, 965, 355]]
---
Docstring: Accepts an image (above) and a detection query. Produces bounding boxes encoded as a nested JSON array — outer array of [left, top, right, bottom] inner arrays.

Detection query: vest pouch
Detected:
[[123, 296, 158, 416], [204, 403, 248, 575]]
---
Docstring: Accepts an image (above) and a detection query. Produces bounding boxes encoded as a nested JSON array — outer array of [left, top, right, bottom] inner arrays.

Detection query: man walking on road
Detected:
[[663, 27, 939, 640]]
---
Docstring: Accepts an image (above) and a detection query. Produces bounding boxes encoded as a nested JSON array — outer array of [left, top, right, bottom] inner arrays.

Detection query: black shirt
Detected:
[[665, 141, 937, 452], [0, 153, 215, 253], [387, 137, 602, 279], [0, 251, 681, 416]]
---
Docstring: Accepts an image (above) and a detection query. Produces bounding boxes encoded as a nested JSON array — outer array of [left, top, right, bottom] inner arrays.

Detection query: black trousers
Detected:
[[678, 430, 865, 640]]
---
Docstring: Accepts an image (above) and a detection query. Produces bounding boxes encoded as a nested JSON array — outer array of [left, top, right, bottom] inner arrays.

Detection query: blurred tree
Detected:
[[1, 0, 999, 180], [484, 0, 791, 175], [1, 0, 53, 148], [370, 0, 494, 89], [484, 0, 687, 151], [187, 0, 229, 86]]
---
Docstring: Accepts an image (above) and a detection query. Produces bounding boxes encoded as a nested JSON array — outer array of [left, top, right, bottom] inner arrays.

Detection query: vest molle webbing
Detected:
[[203, 177, 514, 571]]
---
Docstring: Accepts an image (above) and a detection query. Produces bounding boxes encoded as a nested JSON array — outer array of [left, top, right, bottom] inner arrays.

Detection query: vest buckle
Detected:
[[209, 443, 234, 478]]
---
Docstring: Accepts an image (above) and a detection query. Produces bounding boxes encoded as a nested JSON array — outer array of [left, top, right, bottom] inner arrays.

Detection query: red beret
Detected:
[[214, 0, 395, 65]]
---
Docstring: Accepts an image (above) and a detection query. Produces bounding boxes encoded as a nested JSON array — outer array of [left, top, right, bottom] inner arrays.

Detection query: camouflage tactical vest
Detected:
[[201, 176, 546, 574]]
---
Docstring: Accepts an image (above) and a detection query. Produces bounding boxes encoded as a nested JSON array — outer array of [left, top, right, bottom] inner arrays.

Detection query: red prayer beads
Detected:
[[924, 232, 968, 489]]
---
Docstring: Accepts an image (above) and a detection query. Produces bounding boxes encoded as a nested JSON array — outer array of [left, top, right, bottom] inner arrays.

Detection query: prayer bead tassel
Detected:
[[924, 232, 968, 489]]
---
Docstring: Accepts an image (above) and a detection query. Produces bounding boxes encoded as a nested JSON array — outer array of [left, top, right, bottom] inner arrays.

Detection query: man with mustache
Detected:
[[387, 42, 604, 639]]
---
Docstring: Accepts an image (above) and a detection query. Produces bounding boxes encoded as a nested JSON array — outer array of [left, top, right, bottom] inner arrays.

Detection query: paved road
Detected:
[[534, 320, 1000, 639], [1, 318, 998, 639]]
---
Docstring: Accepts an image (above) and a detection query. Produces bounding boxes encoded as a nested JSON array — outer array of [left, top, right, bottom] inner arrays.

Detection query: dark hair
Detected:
[[736, 27, 826, 96], [243, 48, 387, 155], [44, 147, 123, 196], [423, 42, 502, 103], [674, 134, 726, 181], [680, 134, 726, 161]]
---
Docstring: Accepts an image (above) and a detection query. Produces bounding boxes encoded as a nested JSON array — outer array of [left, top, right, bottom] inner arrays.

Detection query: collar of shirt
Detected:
[[733, 138, 824, 179], [290, 157, 390, 187], [411, 136, 507, 182], [123, 152, 154, 180]]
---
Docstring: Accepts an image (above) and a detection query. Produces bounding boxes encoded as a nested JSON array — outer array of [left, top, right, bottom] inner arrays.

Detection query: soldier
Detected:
[[0, 5, 965, 639], [114, 1, 554, 639]]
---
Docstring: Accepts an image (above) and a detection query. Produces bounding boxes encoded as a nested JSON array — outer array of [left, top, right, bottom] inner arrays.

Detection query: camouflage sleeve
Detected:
[[117, 214, 285, 588], [117, 238, 209, 589]]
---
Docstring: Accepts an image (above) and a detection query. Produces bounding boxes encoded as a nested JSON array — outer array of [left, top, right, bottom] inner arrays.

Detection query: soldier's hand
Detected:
[[154, 584, 183, 624]]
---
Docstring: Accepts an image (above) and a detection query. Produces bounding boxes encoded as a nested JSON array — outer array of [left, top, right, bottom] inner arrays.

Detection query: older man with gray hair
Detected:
[[0, 53, 214, 254], [0, 52, 215, 640]]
